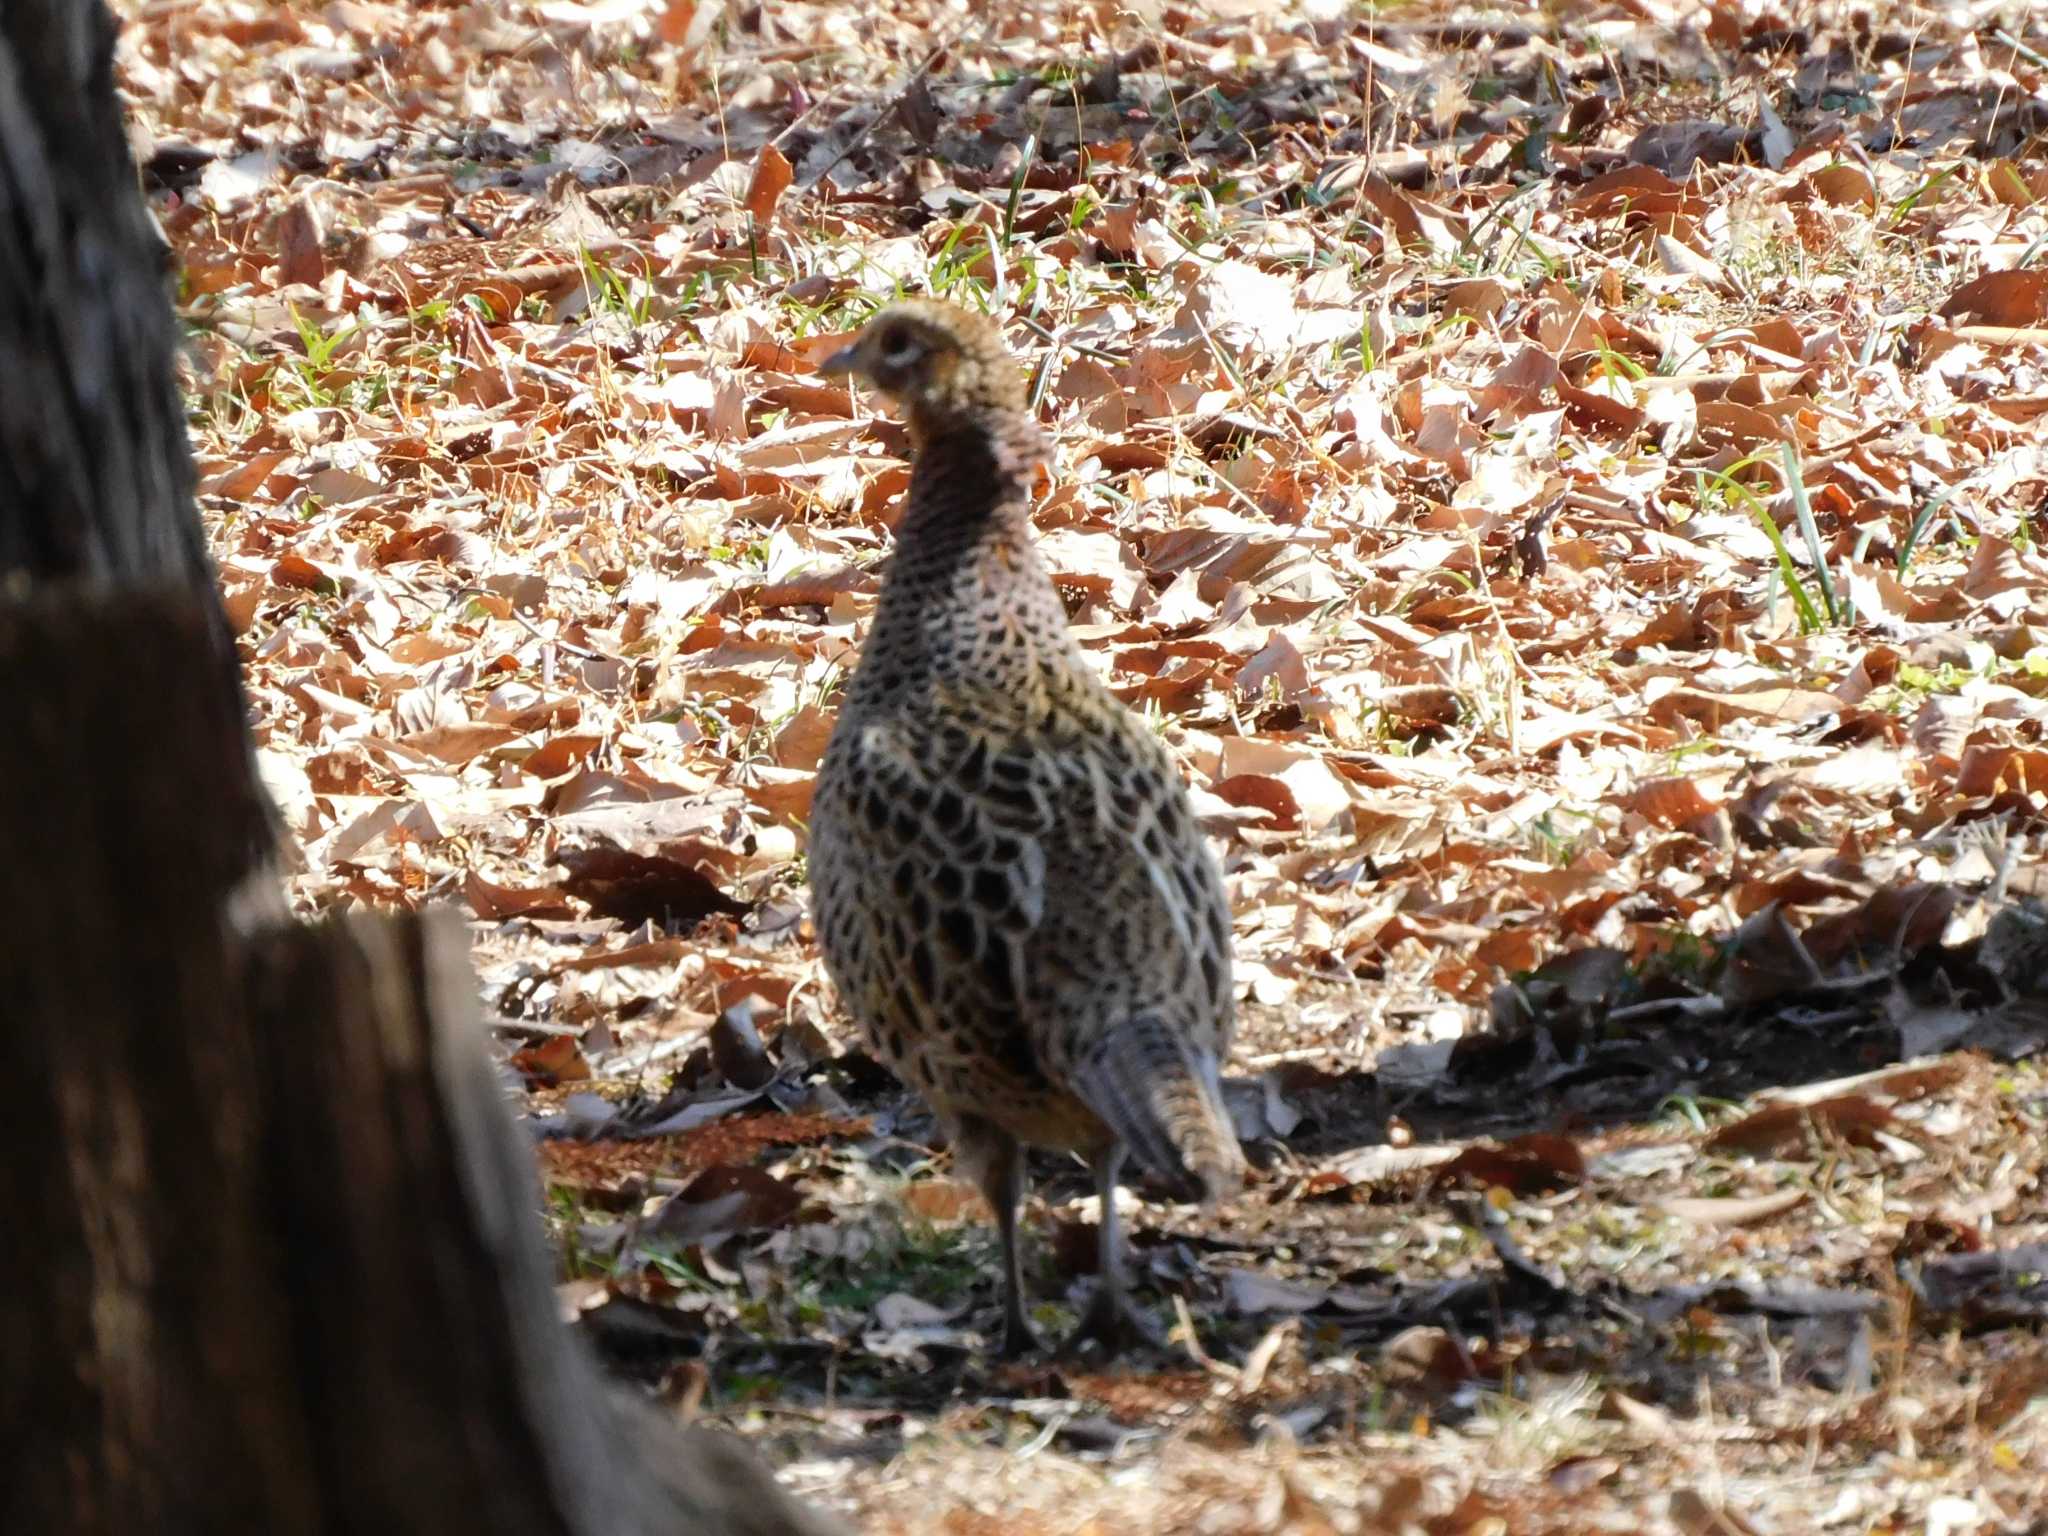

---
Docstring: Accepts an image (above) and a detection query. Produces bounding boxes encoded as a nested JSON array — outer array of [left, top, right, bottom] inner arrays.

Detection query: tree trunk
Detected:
[[0, 0, 273, 868], [0, 5, 845, 1533]]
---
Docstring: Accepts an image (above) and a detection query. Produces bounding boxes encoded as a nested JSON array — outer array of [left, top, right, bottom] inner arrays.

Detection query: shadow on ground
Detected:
[[551, 874, 2045, 1475]]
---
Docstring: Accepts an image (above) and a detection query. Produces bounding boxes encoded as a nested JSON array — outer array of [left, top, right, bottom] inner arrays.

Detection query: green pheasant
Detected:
[[808, 300, 1243, 1356]]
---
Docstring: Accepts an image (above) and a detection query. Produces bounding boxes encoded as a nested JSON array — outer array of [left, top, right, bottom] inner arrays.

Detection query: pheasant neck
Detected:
[[895, 414, 1035, 536], [857, 413, 1072, 693]]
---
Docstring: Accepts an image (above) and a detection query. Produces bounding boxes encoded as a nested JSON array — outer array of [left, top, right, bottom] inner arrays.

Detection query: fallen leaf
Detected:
[[1655, 1189, 1807, 1226], [1939, 268, 2048, 327], [557, 846, 750, 927], [743, 143, 793, 226], [1703, 1096, 1898, 1156]]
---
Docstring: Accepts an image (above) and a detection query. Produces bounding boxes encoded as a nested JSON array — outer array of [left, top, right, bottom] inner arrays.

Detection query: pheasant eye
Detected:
[[877, 329, 922, 367]]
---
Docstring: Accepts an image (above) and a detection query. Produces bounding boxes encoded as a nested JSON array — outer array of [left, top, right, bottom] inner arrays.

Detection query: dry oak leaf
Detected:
[[556, 846, 750, 928], [656, 0, 696, 45], [1655, 1189, 1808, 1227], [743, 143, 794, 226], [1703, 1096, 1897, 1156], [1804, 163, 1877, 210], [1647, 684, 1840, 730], [465, 870, 577, 921], [510, 1034, 593, 1086], [1939, 268, 2048, 328], [648, 1165, 811, 1245], [1434, 1132, 1586, 1194], [1630, 775, 1722, 828]]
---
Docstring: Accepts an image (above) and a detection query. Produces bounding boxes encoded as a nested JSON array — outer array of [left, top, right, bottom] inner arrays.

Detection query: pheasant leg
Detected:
[[1062, 1146, 1168, 1357], [953, 1116, 1039, 1358]]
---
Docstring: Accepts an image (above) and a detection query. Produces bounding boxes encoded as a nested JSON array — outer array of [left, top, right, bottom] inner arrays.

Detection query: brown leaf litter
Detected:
[[129, 0, 2048, 1528]]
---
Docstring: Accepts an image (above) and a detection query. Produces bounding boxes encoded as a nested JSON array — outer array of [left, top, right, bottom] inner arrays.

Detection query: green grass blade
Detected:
[[1898, 487, 1954, 573], [1003, 133, 1035, 246], [1701, 464, 1822, 631], [1780, 441, 1839, 624]]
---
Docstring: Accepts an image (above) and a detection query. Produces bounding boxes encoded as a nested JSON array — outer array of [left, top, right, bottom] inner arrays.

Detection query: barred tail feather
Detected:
[[1069, 1016, 1244, 1204]]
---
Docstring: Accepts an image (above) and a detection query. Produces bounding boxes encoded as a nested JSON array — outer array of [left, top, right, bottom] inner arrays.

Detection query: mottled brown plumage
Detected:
[[808, 300, 1243, 1356]]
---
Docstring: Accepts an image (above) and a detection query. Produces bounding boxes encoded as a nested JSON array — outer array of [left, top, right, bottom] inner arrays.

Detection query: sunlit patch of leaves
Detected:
[[130, 0, 2048, 1525]]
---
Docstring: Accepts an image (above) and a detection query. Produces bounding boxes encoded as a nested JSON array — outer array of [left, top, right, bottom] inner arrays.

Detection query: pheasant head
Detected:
[[820, 300, 1026, 439]]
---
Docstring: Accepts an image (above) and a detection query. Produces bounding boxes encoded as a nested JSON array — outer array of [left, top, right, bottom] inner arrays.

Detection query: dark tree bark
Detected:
[[0, 0, 203, 579], [0, 0, 272, 867], [0, 600, 844, 1536], [0, 5, 845, 1533]]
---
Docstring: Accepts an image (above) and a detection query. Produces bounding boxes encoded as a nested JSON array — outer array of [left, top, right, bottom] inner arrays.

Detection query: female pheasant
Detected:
[[808, 299, 1243, 1356]]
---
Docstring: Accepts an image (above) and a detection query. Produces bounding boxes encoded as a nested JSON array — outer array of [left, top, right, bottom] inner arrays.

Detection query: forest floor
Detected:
[[123, 0, 2048, 1530]]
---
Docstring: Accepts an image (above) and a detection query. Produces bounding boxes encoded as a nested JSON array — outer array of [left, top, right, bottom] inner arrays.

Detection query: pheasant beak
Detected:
[[818, 340, 863, 378]]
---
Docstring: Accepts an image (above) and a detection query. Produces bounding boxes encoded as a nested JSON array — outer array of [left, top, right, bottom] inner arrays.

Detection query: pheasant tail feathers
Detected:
[[1069, 1015, 1244, 1205]]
